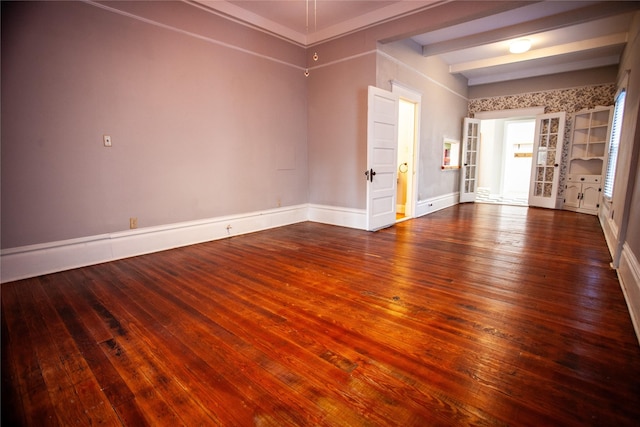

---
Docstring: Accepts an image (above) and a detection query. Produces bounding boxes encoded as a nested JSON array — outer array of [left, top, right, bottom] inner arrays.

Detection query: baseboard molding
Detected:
[[2, 197, 460, 283], [1, 204, 308, 283], [599, 207, 619, 257], [307, 204, 367, 230], [618, 243, 640, 345], [416, 192, 459, 217]]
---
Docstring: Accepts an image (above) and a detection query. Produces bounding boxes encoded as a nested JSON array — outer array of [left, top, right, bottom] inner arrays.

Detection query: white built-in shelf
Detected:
[[564, 106, 613, 215]]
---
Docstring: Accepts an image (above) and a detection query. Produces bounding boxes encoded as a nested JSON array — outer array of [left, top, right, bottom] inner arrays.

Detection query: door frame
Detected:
[[392, 81, 421, 220]]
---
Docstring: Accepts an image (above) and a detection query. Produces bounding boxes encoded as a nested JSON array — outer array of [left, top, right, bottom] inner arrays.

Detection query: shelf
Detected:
[[570, 156, 604, 161], [568, 157, 604, 175], [568, 107, 611, 180]]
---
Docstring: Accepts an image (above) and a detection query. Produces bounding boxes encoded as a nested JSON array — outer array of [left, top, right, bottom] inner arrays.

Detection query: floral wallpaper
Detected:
[[468, 84, 616, 199]]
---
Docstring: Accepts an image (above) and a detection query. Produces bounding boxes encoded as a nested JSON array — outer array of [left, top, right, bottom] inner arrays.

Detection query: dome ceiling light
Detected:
[[509, 39, 532, 54]]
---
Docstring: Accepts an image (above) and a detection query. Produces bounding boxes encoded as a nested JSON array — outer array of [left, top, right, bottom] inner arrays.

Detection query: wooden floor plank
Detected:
[[2, 204, 640, 426], [1, 281, 58, 426], [26, 276, 123, 426]]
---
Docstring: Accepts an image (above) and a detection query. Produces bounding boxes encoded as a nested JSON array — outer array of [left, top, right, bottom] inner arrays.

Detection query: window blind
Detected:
[[603, 90, 626, 199]]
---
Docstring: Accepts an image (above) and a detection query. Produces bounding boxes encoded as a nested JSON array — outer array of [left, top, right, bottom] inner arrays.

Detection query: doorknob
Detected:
[[365, 168, 376, 182]]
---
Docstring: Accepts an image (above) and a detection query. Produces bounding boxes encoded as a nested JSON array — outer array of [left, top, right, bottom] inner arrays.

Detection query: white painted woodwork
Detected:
[[460, 118, 481, 203], [528, 112, 566, 209], [366, 86, 399, 231]]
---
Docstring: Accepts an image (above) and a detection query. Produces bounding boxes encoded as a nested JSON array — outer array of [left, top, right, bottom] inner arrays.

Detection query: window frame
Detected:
[[603, 87, 627, 201]]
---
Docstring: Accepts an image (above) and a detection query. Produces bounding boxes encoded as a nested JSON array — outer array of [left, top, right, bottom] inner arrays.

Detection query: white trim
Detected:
[[415, 192, 460, 217], [1, 205, 308, 283], [1, 195, 462, 283], [474, 107, 545, 120], [188, 0, 308, 47], [618, 243, 640, 345], [308, 204, 367, 230], [599, 207, 619, 257], [305, 1, 443, 47], [190, 0, 440, 47], [392, 81, 422, 222]]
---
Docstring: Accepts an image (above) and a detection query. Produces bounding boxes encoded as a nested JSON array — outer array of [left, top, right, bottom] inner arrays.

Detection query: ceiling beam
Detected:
[[449, 32, 627, 73], [422, 1, 640, 57], [467, 56, 621, 86]]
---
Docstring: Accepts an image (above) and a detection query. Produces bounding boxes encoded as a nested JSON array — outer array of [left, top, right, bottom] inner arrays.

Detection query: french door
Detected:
[[528, 112, 566, 208], [460, 118, 481, 203]]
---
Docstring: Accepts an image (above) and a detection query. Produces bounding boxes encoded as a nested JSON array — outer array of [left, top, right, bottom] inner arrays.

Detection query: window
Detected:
[[603, 89, 626, 199]]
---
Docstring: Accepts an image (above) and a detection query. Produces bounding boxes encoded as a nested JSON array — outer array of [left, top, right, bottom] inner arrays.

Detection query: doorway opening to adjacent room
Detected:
[[473, 107, 546, 206], [393, 83, 421, 223], [477, 118, 535, 206]]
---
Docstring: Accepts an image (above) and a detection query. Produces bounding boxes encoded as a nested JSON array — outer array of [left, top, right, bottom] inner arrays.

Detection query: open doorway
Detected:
[[473, 107, 544, 206], [396, 99, 416, 221], [477, 118, 534, 206], [392, 82, 421, 222]]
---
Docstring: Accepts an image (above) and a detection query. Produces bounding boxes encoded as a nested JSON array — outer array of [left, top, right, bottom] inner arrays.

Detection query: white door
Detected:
[[366, 86, 399, 231], [460, 118, 481, 203], [529, 112, 566, 209]]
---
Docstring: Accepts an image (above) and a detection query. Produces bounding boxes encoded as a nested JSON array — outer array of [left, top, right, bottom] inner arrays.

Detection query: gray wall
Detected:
[[614, 12, 640, 260], [307, 54, 376, 208], [468, 66, 618, 99], [1, 1, 308, 248]]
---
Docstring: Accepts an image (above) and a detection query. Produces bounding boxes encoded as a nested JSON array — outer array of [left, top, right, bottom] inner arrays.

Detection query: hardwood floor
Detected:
[[3, 203, 640, 426]]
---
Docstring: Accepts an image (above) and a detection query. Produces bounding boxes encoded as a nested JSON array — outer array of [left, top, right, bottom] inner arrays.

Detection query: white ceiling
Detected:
[[189, 0, 639, 86]]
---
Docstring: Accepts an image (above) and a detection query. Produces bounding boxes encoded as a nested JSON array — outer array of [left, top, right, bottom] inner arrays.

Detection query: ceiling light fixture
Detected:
[[509, 39, 531, 54]]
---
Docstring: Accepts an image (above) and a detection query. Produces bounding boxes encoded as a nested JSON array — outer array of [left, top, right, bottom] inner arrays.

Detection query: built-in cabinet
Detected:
[[564, 106, 613, 215]]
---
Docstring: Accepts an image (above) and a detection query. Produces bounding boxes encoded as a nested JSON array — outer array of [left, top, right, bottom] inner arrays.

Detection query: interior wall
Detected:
[[1, 1, 308, 249], [307, 53, 376, 209], [376, 39, 469, 203], [468, 66, 618, 99], [613, 11, 640, 260]]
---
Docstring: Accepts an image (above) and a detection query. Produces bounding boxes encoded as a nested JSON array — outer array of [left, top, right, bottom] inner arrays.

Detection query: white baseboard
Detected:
[[415, 192, 459, 217], [2, 197, 461, 283], [599, 206, 619, 257], [1, 204, 308, 283], [618, 243, 640, 345], [307, 204, 367, 230]]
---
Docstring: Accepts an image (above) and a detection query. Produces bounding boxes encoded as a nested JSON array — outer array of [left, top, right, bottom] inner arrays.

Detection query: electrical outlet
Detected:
[[130, 217, 138, 229], [103, 135, 112, 147]]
